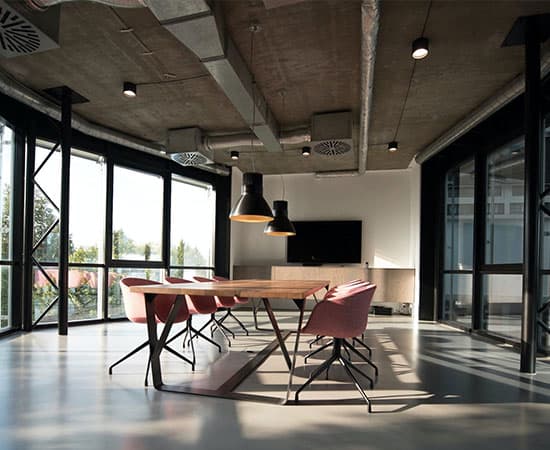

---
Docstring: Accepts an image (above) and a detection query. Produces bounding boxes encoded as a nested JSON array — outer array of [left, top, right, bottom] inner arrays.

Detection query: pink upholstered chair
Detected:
[[165, 277, 223, 365], [212, 275, 250, 335], [193, 276, 236, 346], [294, 283, 377, 412], [109, 278, 193, 384]]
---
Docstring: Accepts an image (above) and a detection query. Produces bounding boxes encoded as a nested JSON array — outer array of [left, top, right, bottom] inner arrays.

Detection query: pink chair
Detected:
[[109, 278, 193, 384], [165, 277, 222, 365], [212, 275, 250, 336], [193, 276, 236, 346], [294, 283, 377, 412]]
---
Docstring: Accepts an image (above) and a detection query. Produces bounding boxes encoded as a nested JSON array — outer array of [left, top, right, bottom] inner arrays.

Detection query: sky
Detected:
[[33, 143, 215, 264]]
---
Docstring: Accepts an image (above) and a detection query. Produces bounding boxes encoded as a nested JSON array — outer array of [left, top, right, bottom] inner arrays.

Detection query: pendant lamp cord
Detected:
[[250, 25, 257, 173], [393, 0, 432, 142], [280, 174, 285, 200]]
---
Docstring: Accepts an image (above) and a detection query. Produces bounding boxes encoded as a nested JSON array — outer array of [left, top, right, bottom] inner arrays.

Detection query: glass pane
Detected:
[[69, 151, 105, 264], [541, 276, 550, 353], [444, 160, 474, 270], [34, 142, 61, 263], [542, 122, 550, 270], [486, 141, 524, 264], [170, 177, 215, 267], [68, 267, 103, 321], [32, 266, 58, 324], [0, 122, 14, 261], [483, 274, 522, 340], [112, 167, 163, 261], [168, 268, 213, 280], [0, 266, 11, 330], [108, 268, 164, 318], [442, 273, 472, 326]]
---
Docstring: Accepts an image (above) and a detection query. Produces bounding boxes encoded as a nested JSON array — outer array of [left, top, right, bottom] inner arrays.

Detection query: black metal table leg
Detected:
[[262, 298, 292, 369], [284, 299, 305, 404], [145, 293, 185, 389]]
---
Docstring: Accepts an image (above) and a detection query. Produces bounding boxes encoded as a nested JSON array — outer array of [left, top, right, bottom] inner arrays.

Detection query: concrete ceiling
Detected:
[[1, 0, 550, 175]]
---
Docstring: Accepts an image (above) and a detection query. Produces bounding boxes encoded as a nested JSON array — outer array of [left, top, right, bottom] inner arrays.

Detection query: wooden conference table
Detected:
[[129, 279, 329, 404]]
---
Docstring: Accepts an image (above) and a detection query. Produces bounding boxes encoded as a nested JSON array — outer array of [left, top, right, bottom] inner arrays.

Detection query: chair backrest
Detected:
[[193, 276, 235, 307], [303, 284, 376, 339], [165, 276, 218, 314], [120, 277, 189, 324], [325, 279, 368, 299]]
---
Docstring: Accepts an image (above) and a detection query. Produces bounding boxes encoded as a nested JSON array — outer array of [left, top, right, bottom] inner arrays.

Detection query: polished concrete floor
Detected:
[[0, 312, 549, 450]]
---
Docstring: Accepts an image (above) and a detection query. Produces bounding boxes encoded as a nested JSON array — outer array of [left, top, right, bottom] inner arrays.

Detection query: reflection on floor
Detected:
[[0, 312, 549, 450]]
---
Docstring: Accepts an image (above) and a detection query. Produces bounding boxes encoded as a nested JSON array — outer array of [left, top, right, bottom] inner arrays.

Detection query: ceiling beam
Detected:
[[148, 0, 283, 152]]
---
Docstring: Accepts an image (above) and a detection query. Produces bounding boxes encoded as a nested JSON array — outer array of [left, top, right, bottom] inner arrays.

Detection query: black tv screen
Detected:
[[287, 220, 362, 264]]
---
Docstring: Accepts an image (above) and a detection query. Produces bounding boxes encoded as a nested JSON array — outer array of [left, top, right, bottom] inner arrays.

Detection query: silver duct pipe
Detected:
[[0, 69, 230, 175], [416, 49, 550, 165], [26, 0, 146, 9], [204, 127, 310, 151], [358, 0, 379, 174]]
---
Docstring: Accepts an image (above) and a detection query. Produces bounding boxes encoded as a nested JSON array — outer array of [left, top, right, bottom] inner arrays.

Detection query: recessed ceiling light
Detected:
[[230, 150, 239, 160], [160, 150, 166, 155], [122, 81, 137, 98], [302, 146, 311, 157], [119, 27, 133, 33], [388, 141, 398, 152], [412, 37, 429, 60]]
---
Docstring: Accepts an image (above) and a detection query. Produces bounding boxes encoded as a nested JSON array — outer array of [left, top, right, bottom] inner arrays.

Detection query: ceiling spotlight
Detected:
[[412, 37, 429, 60], [388, 141, 398, 152], [302, 146, 311, 157], [123, 81, 137, 98], [231, 150, 239, 160]]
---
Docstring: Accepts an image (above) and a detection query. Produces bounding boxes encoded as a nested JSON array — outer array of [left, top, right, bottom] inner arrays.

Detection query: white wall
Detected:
[[230, 167, 420, 272]]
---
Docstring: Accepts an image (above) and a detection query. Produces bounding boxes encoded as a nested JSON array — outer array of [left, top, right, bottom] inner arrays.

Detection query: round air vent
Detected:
[[0, 7, 41, 54], [170, 152, 208, 166], [313, 140, 351, 156]]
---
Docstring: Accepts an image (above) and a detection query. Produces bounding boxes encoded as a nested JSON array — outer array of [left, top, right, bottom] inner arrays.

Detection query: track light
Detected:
[[411, 37, 429, 59], [123, 81, 137, 97], [302, 146, 311, 157], [230, 151, 239, 160], [388, 141, 398, 152]]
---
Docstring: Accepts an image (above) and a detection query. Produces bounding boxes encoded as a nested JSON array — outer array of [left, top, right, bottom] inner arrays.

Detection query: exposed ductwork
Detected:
[[25, 0, 146, 9], [358, 0, 379, 174], [0, 0, 60, 57], [0, 69, 230, 175], [416, 48, 550, 164], [143, 0, 284, 153]]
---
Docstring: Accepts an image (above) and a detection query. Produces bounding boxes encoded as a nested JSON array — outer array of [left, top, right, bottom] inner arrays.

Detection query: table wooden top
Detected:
[[129, 279, 330, 300]]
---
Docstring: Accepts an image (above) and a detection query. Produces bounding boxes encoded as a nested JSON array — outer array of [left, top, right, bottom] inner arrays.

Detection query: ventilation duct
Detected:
[[310, 111, 353, 156], [166, 127, 214, 166], [0, 0, 59, 57]]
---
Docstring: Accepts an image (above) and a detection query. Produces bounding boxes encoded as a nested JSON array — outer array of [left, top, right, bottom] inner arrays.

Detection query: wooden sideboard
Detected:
[[233, 264, 415, 309]]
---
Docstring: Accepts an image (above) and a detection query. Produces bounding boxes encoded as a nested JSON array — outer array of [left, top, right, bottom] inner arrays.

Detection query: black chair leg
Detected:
[[218, 309, 249, 336], [352, 337, 372, 359], [304, 341, 332, 363], [308, 335, 326, 348], [295, 353, 338, 402], [339, 357, 372, 412], [109, 340, 149, 374], [343, 340, 379, 376], [341, 356, 374, 389], [164, 344, 195, 370]]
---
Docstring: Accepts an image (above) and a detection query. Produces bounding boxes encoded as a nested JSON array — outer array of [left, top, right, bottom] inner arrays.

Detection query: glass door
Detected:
[[442, 159, 475, 326]]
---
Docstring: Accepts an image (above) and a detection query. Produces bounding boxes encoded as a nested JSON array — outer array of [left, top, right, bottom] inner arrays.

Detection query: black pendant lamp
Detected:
[[264, 200, 296, 236], [230, 172, 273, 223]]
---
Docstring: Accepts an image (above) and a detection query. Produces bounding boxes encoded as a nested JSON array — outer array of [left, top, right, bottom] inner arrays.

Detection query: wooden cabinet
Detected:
[[271, 265, 368, 289]]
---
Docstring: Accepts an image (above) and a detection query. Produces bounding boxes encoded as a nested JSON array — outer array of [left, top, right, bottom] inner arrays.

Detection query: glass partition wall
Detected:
[[438, 122, 549, 347], [0, 120, 14, 332]]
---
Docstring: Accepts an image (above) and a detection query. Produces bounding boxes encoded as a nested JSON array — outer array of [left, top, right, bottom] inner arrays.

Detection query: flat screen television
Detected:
[[287, 220, 362, 265]]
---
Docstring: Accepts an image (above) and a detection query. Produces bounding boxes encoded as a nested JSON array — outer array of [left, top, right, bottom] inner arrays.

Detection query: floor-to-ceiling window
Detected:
[[68, 150, 106, 321], [108, 165, 165, 318], [541, 119, 550, 351], [0, 119, 14, 331], [169, 175, 216, 279], [483, 138, 524, 340], [442, 159, 475, 326]]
